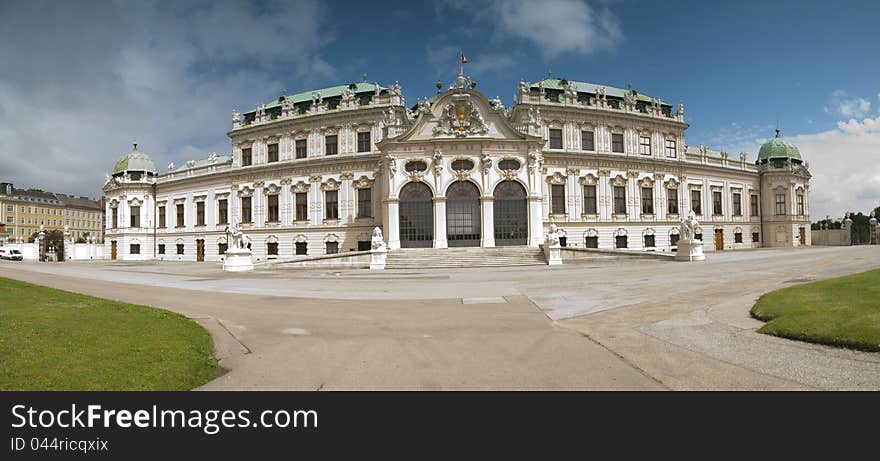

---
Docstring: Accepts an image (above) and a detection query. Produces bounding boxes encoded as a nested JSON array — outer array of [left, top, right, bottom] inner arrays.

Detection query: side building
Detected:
[[0, 183, 105, 243], [102, 75, 811, 262]]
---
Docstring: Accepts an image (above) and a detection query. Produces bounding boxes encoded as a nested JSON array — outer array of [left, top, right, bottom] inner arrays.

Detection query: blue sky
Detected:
[[1, 0, 878, 218]]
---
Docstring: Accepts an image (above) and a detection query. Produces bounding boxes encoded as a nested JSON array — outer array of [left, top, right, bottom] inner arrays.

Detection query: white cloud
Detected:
[[0, 0, 333, 198], [824, 89, 872, 118], [439, 0, 622, 57], [789, 117, 880, 219]]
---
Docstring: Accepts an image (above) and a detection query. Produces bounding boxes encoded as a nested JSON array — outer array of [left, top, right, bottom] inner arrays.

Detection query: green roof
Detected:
[[530, 78, 668, 104], [250, 82, 385, 113], [113, 144, 157, 175], [757, 131, 802, 162]]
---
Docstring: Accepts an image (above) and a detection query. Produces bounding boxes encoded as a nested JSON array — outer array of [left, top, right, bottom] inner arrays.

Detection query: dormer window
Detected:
[[451, 159, 474, 171], [499, 159, 520, 171], [404, 160, 428, 173]]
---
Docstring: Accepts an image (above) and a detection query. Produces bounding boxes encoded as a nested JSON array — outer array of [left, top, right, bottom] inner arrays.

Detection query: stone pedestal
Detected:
[[223, 248, 254, 272], [675, 239, 705, 262], [543, 243, 562, 265], [370, 248, 387, 270]]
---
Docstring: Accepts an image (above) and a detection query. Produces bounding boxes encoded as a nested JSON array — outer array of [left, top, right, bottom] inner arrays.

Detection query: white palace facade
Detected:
[[102, 74, 812, 262]]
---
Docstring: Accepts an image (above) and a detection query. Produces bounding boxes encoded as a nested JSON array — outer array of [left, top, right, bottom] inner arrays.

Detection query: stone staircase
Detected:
[[385, 246, 546, 269]]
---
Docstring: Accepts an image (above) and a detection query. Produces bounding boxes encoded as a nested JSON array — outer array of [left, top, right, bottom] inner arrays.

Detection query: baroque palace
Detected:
[[102, 73, 811, 262]]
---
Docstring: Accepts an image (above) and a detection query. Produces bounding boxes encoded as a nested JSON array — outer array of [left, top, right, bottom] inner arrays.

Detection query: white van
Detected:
[[0, 247, 23, 261]]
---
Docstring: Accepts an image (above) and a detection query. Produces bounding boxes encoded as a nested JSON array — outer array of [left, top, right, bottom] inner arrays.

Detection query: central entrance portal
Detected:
[[446, 181, 481, 247], [494, 181, 528, 246], [399, 182, 434, 248]]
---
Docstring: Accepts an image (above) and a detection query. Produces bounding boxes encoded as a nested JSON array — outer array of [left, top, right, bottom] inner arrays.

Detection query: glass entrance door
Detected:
[[493, 181, 528, 246], [446, 181, 481, 247], [399, 182, 434, 248]]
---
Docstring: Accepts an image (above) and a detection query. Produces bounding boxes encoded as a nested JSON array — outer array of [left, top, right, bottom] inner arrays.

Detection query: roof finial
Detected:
[[775, 127, 780, 138], [547, 69, 553, 78], [362, 73, 367, 82], [133, 139, 137, 150]]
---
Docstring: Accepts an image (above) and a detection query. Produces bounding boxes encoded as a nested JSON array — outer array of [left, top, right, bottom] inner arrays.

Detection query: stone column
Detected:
[[481, 196, 495, 247], [386, 198, 400, 249], [528, 196, 543, 247], [433, 197, 448, 249], [310, 176, 322, 225], [340, 173, 354, 224], [280, 179, 292, 224]]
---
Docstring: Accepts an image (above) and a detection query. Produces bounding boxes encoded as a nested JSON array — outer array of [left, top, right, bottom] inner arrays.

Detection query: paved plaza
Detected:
[[1, 245, 878, 390]]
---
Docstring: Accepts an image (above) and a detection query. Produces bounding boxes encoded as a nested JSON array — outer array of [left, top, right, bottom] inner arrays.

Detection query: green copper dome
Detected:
[[757, 130, 802, 163], [113, 143, 157, 175]]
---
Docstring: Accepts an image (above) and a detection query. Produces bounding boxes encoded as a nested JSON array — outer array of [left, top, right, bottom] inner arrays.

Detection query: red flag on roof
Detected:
[[460, 52, 468, 64]]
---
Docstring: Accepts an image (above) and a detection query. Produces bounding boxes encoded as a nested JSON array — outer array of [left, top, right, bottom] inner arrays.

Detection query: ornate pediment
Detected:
[[433, 94, 488, 137], [292, 181, 310, 193]]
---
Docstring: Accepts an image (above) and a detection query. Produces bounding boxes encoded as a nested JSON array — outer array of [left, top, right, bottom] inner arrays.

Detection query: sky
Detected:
[[1, 0, 878, 219]]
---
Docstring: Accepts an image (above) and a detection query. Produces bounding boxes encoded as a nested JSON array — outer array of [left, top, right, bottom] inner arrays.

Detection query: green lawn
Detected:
[[751, 269, 880, 352], [0, 277, 218, 390]]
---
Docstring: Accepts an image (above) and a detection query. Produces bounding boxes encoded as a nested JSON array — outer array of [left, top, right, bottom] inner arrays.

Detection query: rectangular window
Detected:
[[665, 139, 677, 158], [750, 195, 759, 216], [670, 234, 680, 246], [176, 244, 184, 255], [732, 192, 742, 216], [735, 232, 743, 243], [612, 133, 624, 153], [775, 193, 785, 215], [130, 244, 140, 255], [267, 195, 279, 222], [325, 241, 339, 254], [581, 130, 594, 151], [267, 242, 278, 256], [613, 186, 626, 214], [218, 243, 228, 255], [713, 191, 723, 215], [357, 188, 372, 218], [551, 184, 566, 214], [644, 235, 655, 248], [615, 235, 628, 248], [267, 143, 279, 163], [241, 148, 252, 166], [295, 140, 307, 159], [752, 232, 760, 243], [797, 194, 804, 216], [641, 187, 654, 214], [638, 136, 651, 155], [295, 193, 308, 221], [325, 135, 338, 155], [295, 241, 308, 255], [549, 128, 563, 149], [241, 196, 252, 223], [667, 188, 679, 215], [325, 190, 338, 220], [158, 244, 165, 255], [130, 206, 140, 228], [584, 236, 598, 248], [112, 208, 118, 228], [196, 202, 205, 226], [218, 199, 228, 225], [358, 241, 371, 251], [357, 132, 371, 153], [158, 206, 166, 228], [583, 185, 597, 214], [691, 190, 702, 215], [176, 204, 184, 227]]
